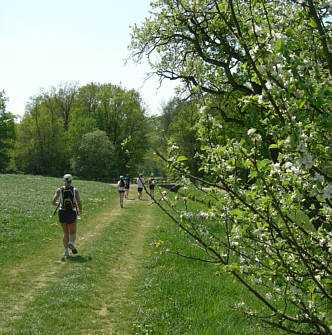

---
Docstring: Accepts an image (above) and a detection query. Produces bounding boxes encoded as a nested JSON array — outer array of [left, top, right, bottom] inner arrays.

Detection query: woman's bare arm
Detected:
[[75, 189, 82, 214], [52, 188, 60, 206]]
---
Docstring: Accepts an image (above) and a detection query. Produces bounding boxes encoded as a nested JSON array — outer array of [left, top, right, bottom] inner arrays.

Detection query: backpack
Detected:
[[60, 186, 76, 211], [119, 179, 125, 187], [149, 178, 155, 185]]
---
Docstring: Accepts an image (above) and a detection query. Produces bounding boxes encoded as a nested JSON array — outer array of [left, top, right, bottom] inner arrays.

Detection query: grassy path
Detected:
[[0, 187, 153, 335]]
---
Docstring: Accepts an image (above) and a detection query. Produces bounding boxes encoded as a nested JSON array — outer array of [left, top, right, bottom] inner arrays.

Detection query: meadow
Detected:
[[0, 174, 112, 268], [0, 174, 281, 334]]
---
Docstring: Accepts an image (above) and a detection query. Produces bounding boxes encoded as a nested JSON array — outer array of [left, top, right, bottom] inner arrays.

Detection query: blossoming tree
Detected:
[[130, 0, 332, 333]]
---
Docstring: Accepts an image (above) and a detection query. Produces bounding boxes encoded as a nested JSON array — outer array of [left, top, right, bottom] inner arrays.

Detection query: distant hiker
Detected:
[[124, 175, 130, 199], [52, 174, 82, 257], [118, 175, 126, 208], [136, 174, 145, 200], [148, 174, 156, 199]]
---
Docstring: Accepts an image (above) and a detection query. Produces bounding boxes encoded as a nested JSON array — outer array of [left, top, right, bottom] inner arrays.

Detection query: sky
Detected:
[[0, 0, 178, 118]]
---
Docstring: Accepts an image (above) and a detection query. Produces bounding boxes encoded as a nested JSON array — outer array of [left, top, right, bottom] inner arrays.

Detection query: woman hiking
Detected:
[[148, 174, 156, 199], [118, 175, 126, 208], [136, 174, 145, 200], [124, 175, 130, 199], [52, 174, 82, 257]]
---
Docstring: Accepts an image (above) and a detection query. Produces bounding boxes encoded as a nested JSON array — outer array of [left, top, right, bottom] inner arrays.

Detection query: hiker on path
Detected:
[[124, 175, 130, 199], [136, 174, 145, 200], [148, 174, 156, 200], [118, 175, 126, 208], [52, 174, 82, 257]]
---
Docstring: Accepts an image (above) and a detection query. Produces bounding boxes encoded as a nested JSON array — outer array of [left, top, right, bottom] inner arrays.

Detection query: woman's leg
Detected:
[[67, 221, 77, 245], [120, 192, 124, 207], [61, 221, 77, 254], [61, 222, 70, 248]]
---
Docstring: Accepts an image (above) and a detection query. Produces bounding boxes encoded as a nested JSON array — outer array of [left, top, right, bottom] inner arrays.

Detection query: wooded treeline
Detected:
[[0, 83, 202, 180]]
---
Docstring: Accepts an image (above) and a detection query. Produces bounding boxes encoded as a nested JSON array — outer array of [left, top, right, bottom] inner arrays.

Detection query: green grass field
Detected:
[[0, 174, 281, 334]]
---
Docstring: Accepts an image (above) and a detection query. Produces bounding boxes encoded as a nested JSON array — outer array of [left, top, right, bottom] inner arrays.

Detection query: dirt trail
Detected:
[[1, 193, 154, 334], [97, 209, 153, 333]]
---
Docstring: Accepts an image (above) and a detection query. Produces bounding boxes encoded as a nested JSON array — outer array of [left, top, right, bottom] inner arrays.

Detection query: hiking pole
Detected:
[[51, 202, 60, 217]]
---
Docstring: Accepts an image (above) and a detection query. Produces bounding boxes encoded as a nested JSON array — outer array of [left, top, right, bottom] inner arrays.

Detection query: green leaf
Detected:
[[231, 209, 243, 216], [269, 144, 279, 149], [309, 18, 316, 28], [299, 99, 306, 108], [177, 155, 187, 162]]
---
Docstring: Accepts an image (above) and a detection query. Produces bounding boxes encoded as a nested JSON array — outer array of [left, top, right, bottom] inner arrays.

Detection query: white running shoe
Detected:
[[63, 249, 69, 257]]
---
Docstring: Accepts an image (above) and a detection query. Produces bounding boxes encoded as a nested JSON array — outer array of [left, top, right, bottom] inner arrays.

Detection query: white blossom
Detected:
[[322, 185, 332, 200], [312, 173, 324, 184], [248, 128, 256, 136], [300, 133, 308, 140], [239, 256, 246, 264], [308, 301, 315, 309], [301, 153, 314, 169], [197, 211, 209, 219], [180, 211, 194, 220], [254, 24, 264, 36], [270, 163, 281, 176], [284, 161, 293, 170], [265, 293, 273, 300], [199, 106, 207, 114], [296, 141, 307, 153], [291, 286, 301, 295], [252, 278, 262, 284]]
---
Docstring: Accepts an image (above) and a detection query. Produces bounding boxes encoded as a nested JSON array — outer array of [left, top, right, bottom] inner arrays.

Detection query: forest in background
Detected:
[[0, 83, 202, 180]]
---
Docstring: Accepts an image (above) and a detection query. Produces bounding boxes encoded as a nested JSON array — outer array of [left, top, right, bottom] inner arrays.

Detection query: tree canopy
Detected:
[[14, 83, 151, 179]]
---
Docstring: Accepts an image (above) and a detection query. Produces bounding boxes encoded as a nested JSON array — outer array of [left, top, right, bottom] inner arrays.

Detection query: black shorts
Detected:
[[149, 185, 155, 190], [138, 187, 143, 192], [58, 209, 77, 224]]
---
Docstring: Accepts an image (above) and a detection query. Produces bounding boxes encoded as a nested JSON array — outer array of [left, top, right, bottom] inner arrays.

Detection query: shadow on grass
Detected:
[[61, 255, 92, 263]]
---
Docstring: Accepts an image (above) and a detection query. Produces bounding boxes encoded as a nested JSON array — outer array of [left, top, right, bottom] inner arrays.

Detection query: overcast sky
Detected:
[[0, 0, 177, 118]]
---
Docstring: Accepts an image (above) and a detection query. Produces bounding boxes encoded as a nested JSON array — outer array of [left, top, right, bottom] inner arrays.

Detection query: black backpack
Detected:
[[60, 186, 75, 211]]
